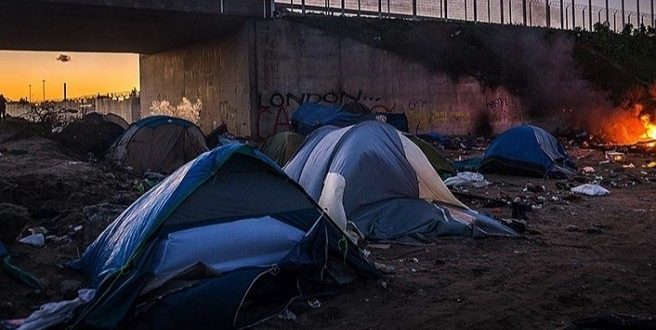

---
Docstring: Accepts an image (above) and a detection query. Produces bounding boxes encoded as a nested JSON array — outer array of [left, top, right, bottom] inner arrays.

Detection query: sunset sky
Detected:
[[0, 51, 139, 101]]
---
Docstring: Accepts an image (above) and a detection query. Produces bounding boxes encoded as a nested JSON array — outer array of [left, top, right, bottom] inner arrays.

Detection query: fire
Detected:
[[640, 114, 656, 140]]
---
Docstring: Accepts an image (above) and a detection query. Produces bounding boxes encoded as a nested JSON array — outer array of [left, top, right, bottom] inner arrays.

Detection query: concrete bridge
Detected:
[[0, 0, 274, 53]]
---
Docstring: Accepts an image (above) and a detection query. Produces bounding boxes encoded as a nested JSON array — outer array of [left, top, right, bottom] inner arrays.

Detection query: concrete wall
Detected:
[[139, 25, 255, 135], [95, 96, 140, 123], [252, 19, 524, 139], [140, 18, 525, 139]]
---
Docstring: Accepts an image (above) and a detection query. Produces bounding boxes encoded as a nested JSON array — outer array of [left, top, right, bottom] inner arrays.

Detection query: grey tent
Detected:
[[284, 121, 517, 242], [259, 131, 305, 167], [107, 116, 208, 174]]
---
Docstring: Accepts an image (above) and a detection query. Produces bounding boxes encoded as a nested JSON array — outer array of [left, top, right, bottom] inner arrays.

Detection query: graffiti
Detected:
[[259, 90, 381, 108], [255, 105, 290, 140], [407, 99, 431, 111]]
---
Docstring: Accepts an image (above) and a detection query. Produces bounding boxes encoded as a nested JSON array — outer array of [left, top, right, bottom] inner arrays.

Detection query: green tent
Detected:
[[406, 135, 457, 179], [260, 131, 305, 167]]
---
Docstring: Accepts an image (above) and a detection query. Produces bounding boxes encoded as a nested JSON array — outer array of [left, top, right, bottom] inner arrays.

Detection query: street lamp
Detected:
[[42, 80, 46, 102]]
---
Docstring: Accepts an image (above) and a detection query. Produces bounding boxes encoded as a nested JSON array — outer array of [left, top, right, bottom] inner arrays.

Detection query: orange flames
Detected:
[[640, 114, 656, 141]]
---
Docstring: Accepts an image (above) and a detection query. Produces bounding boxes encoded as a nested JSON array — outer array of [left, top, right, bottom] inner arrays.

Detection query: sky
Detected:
[[0, 51, 139, 101]]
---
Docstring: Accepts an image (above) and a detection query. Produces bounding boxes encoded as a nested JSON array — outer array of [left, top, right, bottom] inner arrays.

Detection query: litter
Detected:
[[374, 261, 397, 274], [571, 184, 610, 196], [647, 161, 656, 168], [444, 172, 490, 188], [277, 309, 297, 321], [5, 289, 95, 330], [307, 299, 321, 309], [623, 163, 635, 168], [18, 234, 45, 248], [605, 151, 626, 162], [581, 166, 595, 173], [368, 243, 391, 250]]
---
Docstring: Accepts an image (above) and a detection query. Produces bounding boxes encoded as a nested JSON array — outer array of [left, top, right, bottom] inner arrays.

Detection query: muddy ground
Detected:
[[1, 122, 655, 329]]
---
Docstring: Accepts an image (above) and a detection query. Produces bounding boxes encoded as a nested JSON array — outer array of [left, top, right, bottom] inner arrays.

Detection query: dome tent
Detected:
[[405, 135, 457, 179], [291, 102, 409, 136], [284, 121, 517, 242], [259, 131, 306, 167], [480, 125, 577, 178], [67, 145, 378, 329], [107, 115, 208, 174]]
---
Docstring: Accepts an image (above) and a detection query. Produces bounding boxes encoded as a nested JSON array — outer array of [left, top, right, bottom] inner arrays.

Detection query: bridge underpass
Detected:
[[0, 0, 274, 53]]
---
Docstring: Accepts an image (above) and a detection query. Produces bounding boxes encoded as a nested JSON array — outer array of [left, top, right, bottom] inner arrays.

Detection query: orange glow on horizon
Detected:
[[0, 51, 139, 101]]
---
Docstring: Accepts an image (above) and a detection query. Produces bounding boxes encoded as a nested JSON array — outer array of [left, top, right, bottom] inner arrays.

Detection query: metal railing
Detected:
[[275, 0, 655, 32]]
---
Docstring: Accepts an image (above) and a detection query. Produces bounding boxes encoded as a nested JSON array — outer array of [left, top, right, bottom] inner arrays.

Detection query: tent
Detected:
[[480, 125, 577, 178], [68, 144, 378, 329], [291, 103, 408, 135], [284, 121, 517, 242], [82, 112, 129, 130], [406, 135, 457, 179], [107, 115, 208, 174], [259, 131, 305, 167]]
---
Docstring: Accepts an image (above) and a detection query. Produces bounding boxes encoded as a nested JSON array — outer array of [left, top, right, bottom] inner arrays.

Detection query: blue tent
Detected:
[[480, 125, 577, 178], [291, 103, 408, 135], [285, 121, 517, 242], [68, 145, 378, 329]]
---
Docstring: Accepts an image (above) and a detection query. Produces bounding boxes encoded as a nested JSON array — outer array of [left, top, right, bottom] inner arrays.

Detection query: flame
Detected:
[[640, 114, 656, 140]]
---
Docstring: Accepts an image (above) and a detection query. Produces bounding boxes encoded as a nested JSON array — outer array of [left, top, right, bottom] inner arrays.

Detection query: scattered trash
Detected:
[[307, 299, 321, 309], [647, 161, 656, 168], [566, 225, 579, 232], [623, 163, 635, 168], [277, 309, 297, 321], [581, 166, 596, 173], [51, 126, 64, 134], [28, 226, 48, 235], [374, 261, 396, 274], [444, 172, 490, 188], [598, 160, 610, 165], [605, 151, 626, 162], [19, 234, 46, 248], [4, 289, 95, 330], [368, 243, 390, 250], [571, 184, 609, 196]]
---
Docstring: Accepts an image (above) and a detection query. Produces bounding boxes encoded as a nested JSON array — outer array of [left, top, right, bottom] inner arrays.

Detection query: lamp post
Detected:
[[28, 84, 32, 103], [42, 80, 46, 102]]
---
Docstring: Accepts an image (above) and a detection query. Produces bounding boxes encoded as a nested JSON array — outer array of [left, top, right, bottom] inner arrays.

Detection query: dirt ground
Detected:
[[1, 122, 655, 329]]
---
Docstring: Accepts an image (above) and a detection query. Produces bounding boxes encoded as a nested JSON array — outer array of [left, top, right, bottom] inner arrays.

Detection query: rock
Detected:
[[0, 203, 30, 242], [524, 183, 546, 193], [82, 203, 127, 245], [566, 225, 579, 232], [59, 280, 82, 295]]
